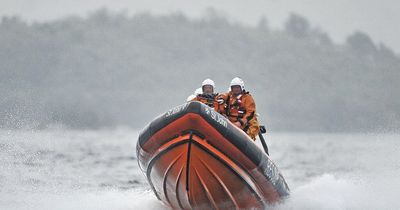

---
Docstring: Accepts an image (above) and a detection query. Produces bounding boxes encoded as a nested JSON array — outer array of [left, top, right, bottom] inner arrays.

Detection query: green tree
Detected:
[[285, 13, 310, 38]]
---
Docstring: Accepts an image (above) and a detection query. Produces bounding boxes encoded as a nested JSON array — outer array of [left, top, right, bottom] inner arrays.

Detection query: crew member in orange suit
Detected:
[[217, 77, 260, 140], [192, 78, 219, 109]]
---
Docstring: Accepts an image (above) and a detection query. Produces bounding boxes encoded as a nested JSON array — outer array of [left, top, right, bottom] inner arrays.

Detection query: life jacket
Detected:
[[195, 93, 218, 108], [225, 91, 255, 123]]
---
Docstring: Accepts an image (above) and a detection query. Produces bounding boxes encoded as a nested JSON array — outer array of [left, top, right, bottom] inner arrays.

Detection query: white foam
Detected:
[[274, 173, 400, 210]]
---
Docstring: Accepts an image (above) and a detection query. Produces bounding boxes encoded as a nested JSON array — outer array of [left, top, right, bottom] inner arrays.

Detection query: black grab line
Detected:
[[185, 131, 193, 191]]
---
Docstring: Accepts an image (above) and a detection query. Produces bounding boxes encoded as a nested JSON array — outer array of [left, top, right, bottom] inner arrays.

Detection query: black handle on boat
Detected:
[[258, 125, 269, 155]]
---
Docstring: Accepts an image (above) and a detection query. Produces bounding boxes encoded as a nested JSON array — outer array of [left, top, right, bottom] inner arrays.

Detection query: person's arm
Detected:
[[239, 95, 256, 126], [215, 93, 228, 115]]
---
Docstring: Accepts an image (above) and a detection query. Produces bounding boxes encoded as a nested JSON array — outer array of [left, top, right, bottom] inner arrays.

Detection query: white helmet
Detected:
[[194, 87, 203, 95], [202, 78, 215, 89], [230, 77, 245, 90]]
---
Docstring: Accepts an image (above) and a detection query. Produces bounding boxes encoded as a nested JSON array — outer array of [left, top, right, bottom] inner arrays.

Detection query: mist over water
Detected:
[[1, 10, 399, 132], [1, 129, 399, 210]]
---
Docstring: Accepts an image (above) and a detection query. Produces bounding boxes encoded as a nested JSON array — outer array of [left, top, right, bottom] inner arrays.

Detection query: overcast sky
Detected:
[[1, 0, 399, 53]]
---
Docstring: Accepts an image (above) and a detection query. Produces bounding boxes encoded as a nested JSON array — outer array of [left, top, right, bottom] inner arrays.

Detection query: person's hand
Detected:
[[233, 121, 241, 127]]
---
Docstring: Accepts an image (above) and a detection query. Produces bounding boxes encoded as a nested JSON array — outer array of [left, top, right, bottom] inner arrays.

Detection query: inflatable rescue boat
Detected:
[[137, 101, 289, 209]]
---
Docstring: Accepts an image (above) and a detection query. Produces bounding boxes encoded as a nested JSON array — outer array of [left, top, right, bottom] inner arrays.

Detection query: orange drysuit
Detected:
[[217, 91, 260, 140]]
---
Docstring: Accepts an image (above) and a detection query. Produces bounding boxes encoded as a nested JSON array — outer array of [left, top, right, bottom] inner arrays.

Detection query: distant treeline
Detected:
[[1, 9, 399, 132]]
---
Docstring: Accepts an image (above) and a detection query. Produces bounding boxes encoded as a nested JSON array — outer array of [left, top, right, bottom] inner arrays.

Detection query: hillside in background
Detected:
[[1, 9, 399, 132]]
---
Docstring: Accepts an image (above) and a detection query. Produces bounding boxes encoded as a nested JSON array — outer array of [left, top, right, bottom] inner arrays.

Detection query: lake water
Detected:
[[1, 128, 399, 210]]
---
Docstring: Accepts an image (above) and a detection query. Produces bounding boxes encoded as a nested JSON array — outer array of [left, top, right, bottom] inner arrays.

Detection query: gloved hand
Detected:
[[233, 121, 241, 128]]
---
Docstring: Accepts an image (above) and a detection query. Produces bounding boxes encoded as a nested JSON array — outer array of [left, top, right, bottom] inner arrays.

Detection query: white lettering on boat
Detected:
[[165, 103, 189, 118], [204, 106, 228, 128], [263, 161, 279, 185]]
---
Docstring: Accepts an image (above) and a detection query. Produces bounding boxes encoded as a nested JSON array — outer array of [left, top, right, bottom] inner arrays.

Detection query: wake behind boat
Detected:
[[137, 101, 290, 209]]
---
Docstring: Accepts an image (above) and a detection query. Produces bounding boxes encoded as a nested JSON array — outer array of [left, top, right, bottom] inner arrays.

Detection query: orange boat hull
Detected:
[[137, 102, 289, 209]]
